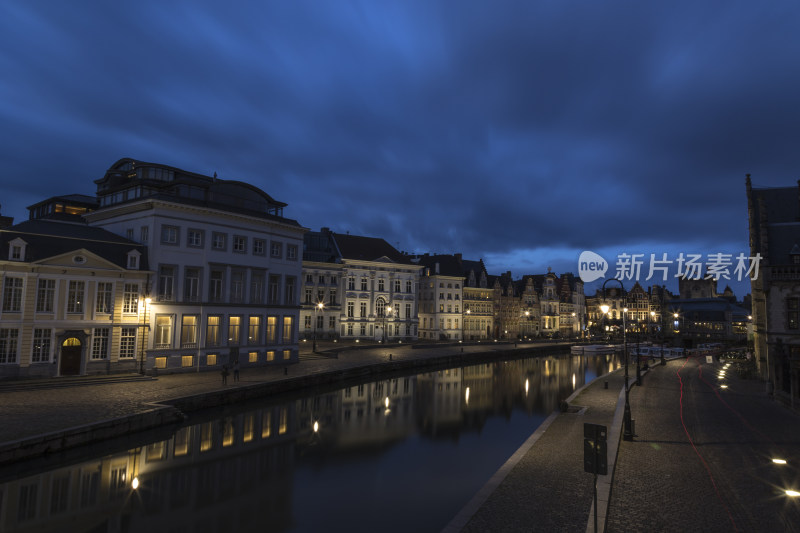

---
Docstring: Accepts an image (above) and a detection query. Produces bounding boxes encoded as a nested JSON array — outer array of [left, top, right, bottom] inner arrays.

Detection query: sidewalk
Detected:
[[0, 341, 567, 463], [447, 356, 800, 533]]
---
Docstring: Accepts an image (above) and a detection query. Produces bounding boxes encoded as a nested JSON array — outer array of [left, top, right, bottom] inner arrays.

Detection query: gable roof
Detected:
[[0, 219, 149, 270], [332, 233, 412, 264], [416, 254, 465, 277]]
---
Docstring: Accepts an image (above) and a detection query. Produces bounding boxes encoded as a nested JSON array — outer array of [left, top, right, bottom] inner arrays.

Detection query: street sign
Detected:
[[583, 423, 608, 476], [706, 355, 713, 364]]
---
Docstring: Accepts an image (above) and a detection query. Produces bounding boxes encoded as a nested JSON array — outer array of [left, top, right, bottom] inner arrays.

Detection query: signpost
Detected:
[[584, 423, 608, 532]]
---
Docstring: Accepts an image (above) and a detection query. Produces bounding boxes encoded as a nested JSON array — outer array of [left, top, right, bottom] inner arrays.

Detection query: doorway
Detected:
[[60, 337, 82, 376]]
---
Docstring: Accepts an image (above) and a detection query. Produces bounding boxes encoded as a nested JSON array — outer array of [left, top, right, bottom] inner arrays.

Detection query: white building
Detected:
[[301, 229, 421, 342], [85, 158, 306, 373], [415, 254, 466, 341]]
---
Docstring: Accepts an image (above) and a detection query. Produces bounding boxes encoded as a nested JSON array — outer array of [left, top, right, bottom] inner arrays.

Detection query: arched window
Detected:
[[376, 298, 386, 317]]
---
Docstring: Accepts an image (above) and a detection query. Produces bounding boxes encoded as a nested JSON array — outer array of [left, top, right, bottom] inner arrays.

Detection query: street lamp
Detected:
[[383, 305, 393, 343], [463, 308, 471, 341], [139, 297, 151, 375], [524, 310, 530, 340], [313, 302, 324, 353], [600, 278, 633, 440]]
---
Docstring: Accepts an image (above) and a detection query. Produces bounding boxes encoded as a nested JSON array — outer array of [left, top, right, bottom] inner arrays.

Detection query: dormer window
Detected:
[[127, 250, 141, 270], [8, 238, 27, 262]]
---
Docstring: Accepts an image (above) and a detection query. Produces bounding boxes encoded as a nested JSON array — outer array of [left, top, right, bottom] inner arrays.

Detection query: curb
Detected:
[[442, 366, 623, 533]]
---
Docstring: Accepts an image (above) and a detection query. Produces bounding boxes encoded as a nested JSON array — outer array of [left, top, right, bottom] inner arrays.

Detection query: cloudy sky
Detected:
[[2, 1, 799, 297]]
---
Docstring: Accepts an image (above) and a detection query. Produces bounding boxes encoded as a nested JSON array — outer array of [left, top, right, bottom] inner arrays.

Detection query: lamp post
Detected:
[[635, 313, 641, 386], [139, 297, 151, 375], [463, 308, 471, 341], [524, 310, 530, 340], [313, 302, 324, 353], [600, 278, 633, 440], [383, 305, 392, 343]]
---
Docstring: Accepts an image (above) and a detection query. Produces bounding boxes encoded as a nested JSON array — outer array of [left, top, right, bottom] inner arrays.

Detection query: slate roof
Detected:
[[332, 233, 413, 264], [416, 254, 465, 277], [0, 219, 149, 270]]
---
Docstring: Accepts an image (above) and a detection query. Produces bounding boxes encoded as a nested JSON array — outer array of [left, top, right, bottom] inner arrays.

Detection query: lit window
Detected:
[[207, 353, 217, 365]]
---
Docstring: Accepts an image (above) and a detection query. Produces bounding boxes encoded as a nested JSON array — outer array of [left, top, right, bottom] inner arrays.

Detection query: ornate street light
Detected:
[[383, 305, 393, 343], [139, 297, 151, 375], [601, 278, 633, 440], [463, 308, 471, 341], [313, 302, 324, 353]]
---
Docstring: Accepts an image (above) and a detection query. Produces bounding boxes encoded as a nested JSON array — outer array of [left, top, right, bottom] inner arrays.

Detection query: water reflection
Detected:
[[0, 352, 620, 533]]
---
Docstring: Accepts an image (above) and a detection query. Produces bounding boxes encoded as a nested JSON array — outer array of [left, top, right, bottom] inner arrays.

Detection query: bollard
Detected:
[[604, 380, 608, 389], [284, 367, 288, 376]]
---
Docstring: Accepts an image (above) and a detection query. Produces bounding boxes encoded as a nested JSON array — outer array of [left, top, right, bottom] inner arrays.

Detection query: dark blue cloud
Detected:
[[1, 1, 798, 298]]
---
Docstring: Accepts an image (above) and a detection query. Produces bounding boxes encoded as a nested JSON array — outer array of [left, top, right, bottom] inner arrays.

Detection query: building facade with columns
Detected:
[[85, 158, 306, 373]]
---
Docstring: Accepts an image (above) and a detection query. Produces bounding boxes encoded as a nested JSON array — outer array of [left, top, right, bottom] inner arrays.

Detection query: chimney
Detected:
[[435, 262, 440, 274], [0, 204, 13, 229]]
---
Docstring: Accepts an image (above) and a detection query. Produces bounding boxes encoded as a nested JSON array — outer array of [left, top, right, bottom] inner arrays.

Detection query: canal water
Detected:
[[0, 352, 620, 533]]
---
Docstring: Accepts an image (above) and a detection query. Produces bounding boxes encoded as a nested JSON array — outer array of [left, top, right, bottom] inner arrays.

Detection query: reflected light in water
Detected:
[[313, 421, 319, 433], [525, 379, 529, 396], [572, 373, 576, 389], [465, 387, 470, 405], [385, 397, 390, 409], [132, 477, 139, 490]]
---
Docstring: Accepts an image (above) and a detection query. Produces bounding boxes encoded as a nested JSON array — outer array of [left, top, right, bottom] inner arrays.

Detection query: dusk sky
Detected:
[[3, 1, 800, 297]]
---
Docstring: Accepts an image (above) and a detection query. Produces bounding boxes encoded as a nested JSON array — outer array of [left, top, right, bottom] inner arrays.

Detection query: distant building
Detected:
[[461, 256, 494, 340], [0, 196, 149, 377], [302, 228, 422, 342], [415, 254, 464, 341], [746, 175, 800, 402], [85, 158, 306, 372]]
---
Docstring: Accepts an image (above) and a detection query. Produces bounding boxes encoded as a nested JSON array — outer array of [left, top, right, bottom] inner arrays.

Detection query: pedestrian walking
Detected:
[[221, 364, 229, 385], [233, 360, 240, 382]]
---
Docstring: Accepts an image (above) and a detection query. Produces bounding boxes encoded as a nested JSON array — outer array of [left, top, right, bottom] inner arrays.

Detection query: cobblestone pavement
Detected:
[[0, 341, 555, 445], [606, 358, 800, 533], [461, 369, 627, 533]]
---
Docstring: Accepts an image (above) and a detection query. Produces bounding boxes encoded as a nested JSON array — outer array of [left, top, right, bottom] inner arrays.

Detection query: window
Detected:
[[266, 350, 275, 362], [329, 289, 336, 305], [120, 327, 136, 358], [2, 277, 23, 312], [405, 303, 411, 319], [788, 298, 799, 330], [122, 283, 139, 313], [155, 315, 173, 348], [51, 473, 70, 515], [209, 269, 224, 302], [11, 244, 23, 260], [0, 329, 18, 363], [329, 316, 336, 329], [184, 267, 201, 302], [160, 225, 179, 245], [317, 315, 324, 329], [285, 276, 296, 304], [406, 280, 412, 293], [207, 354, 217, 365], [287, 244, 298, 260], [266, 317, 277, 343], [249, 351, 258, 363], [181, 316, 198, 347], [91, 328, 109, 359], [36, 279, 55, 313], [233, 235, 247, 253], [271, 241, 282, 258], [262, 411, 272, 437], [394, 280, 401, 293], [249, 316, 262, 345], [158, 265, 175, 301], [182, 355, 193, 367], [348, 277, 355, 290], [378, 279, 385, 292], [331, 275, 337, 285], [347, 302, 354, 318], [206, 316, 221, 346], [360, 302, 367, 317], [67, 281, 85, 313], [347, 323, 353, 336], [253, 238, 266, 256], [155, 357, 167, 369], [140, 226, 149, 243], [376, 299, 386, 317], [187, 229, 204, 248], [96, 282, 113, 313], [317, 289, 324, 303], [304, 315, 312, 329], [282, 350, 291, 361], [305, 288, 313, 304], [251, 271, 265, 304], [32, 328, 51, 362], [268, 275, 280, 304], [229, 316, 241, 345], [282, 316, 293, 343], [127, 252, 139, 269], [212, 232, 226, 250], [361, 277, 368, 291], [231, 270, 245, 303]]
